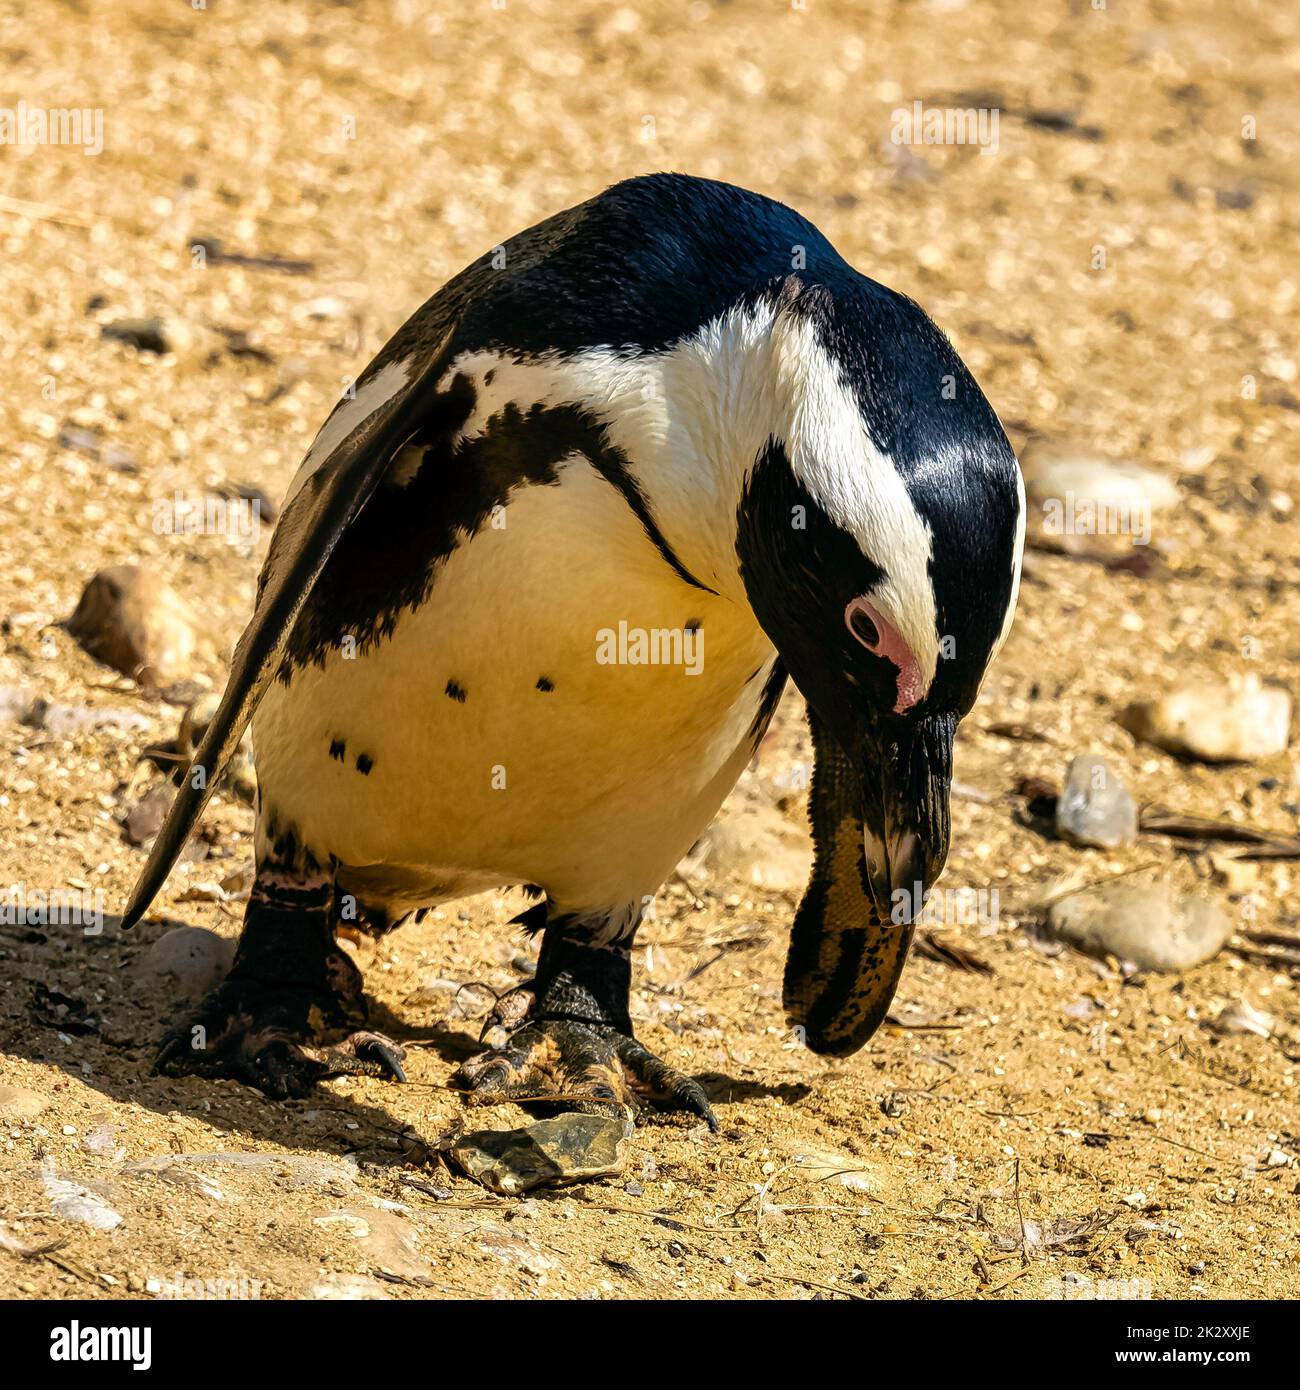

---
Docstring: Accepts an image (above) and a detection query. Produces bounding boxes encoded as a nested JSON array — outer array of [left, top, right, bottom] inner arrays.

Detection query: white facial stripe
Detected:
[[770, 313, 940, 689], [283, 356, 412, 508], [993, 461, 1026, 659]]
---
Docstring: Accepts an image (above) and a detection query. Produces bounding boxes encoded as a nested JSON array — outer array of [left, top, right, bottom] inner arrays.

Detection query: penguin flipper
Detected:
[[121, 340, 466, 929], [782, 709, 913, 1055]]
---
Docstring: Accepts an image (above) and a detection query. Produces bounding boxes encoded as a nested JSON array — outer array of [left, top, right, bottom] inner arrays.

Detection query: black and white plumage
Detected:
[[124, 175, 1024, 1127]]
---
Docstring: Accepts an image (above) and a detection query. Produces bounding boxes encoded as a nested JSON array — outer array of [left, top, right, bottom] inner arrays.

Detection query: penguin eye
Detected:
[[846, 598, 882, 652]]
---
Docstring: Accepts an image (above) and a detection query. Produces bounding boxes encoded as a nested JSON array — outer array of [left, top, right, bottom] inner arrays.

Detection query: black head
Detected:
[[737, 274, 1024, 918]]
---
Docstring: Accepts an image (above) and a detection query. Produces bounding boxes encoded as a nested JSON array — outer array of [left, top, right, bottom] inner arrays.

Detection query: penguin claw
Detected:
[[152, 990, 407, 1098], [322, 1030, 408, 1084], [150, 1032, 187, 1076], [614, 1035, 719, 1133], [452, 1018, 717, 1130]]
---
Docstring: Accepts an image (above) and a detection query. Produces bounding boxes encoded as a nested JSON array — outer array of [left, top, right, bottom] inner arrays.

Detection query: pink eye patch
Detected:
[[844, 596, 925, 714]]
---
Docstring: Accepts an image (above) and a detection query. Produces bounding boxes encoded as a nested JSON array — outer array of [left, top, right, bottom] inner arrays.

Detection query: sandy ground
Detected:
[[1, 0, 1298, 1300]]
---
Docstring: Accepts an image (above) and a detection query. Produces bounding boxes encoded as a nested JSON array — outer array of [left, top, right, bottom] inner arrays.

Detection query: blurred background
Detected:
[[0, 0, 1297, 1301]]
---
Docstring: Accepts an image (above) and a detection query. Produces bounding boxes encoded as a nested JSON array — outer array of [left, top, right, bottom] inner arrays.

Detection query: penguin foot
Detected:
[[451, 1019, 718, 1131], [152, 870, 408, 1099], [153, 981, 407, 1099]]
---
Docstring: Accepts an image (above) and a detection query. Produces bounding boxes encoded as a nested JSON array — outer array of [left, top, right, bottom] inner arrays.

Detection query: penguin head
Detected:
[[737, 274, 1025, 918]]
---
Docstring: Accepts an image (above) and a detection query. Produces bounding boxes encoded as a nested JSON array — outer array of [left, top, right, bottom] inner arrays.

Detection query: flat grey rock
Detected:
[[1020, 442, 1180, 512], [40, 1161, 123, 1231], [1048, 879, 1232, 972], [680, 801, 812, 894], [126, 1151, 357, 1191], [314, 1206, 431, 1282], [307, 1272, 392, 1300], [22, 698, 151, 736], [452, 1114, 628, 1195]]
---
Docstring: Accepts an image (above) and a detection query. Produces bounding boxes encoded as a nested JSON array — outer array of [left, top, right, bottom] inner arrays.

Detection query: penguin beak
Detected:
[[861, 713, 955, 923]]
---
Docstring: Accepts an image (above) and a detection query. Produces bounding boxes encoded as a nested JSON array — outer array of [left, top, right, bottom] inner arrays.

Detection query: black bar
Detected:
[[3, 1297, 1287, 1374]]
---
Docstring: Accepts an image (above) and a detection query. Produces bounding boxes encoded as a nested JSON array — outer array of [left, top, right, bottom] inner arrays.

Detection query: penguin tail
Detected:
[[121, 335, 466, 929]]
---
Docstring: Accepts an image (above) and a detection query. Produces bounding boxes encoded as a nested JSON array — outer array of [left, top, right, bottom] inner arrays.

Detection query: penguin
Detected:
[[123, 174, 1025, 1131]]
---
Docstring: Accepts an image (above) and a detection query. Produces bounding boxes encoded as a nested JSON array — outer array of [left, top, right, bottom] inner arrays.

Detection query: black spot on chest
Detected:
[[355, 753, 374, 775], [446, 679, 467, 703]]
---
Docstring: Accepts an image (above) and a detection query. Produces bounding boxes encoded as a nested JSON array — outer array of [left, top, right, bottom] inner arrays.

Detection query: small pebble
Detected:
[[1212, 999, 1275, 1038], [139, 926, 236, 997], [66, 564, 209, 689], [1055, 754, 1138, 849], [0, 1086, 50, 1120]]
